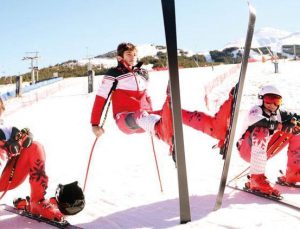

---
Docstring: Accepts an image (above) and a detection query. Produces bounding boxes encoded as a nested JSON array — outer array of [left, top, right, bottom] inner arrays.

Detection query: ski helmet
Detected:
[[258, 85, 282, 105], [55, 181, 85, 215]]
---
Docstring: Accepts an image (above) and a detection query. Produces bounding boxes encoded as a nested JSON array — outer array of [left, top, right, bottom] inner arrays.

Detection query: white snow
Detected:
[[78, 57, 117, 69], [0, 60, 300, 228], [224, 27, 300, 55]]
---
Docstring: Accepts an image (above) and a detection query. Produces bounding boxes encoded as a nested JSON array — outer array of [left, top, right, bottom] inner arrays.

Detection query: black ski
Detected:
[[276, 170, 300, 188], [0, 204, 82, 229], [226, 183, 300, 211], [214, 3, 256, 210], [277, 179, 300, 188], [161, 0, 191, 224]]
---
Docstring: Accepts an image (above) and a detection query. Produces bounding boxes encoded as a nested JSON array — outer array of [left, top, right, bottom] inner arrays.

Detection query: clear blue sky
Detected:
[[1, 0, 299, 76]]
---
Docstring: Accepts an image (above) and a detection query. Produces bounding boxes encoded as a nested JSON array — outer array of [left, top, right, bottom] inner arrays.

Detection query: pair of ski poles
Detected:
[[83, 97, 163, 193]]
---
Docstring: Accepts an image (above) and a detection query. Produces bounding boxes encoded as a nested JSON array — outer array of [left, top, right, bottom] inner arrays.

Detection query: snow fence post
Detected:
[[161, 0, 191, 224], [88, 70, 94, 93], [274, 61, 279, 73], [15, 75, 22, 97]]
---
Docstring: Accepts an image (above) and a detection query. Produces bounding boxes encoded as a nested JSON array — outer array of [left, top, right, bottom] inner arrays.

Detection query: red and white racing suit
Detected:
[[91, 61, 235, 147], [0, 126, 48, 203], [237, 105, 300, 179]]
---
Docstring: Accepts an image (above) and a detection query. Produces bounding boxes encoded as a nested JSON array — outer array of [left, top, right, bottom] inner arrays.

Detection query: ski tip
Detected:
[[247, 1, 256, 14]]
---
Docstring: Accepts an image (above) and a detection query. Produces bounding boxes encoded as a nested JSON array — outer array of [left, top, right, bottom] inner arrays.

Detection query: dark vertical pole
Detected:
[[274, 62, 279, 73], [88, 70, 94, 93], [15, 75, 22, 97], [161, 0, 191, 224]]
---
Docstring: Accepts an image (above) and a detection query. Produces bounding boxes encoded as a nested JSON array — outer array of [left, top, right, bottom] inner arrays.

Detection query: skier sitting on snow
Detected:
[[237, 85, 300, 196], [91, 42, 174, 155], [91, 42, 234, 159], [0, 98, 64, 221]]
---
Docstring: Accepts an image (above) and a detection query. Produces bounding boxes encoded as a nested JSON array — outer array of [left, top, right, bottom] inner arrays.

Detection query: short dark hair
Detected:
[[117, 42, 137, 57]]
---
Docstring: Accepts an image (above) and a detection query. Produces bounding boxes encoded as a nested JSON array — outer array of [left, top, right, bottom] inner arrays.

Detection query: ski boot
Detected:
[[13, 196, 30, 211], [245, 174, 281, 196], [277, 169, 300, 187], [14, 196, 59, 210], [49, 196, 58, 206], [29, 198, 64, 222], [155, 94, 174, 161]]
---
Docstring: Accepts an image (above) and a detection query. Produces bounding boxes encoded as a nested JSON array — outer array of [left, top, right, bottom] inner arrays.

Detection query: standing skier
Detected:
[[91, 42, 174, 154], [237, 85, 300, 196], [0, 98, 64, 221]]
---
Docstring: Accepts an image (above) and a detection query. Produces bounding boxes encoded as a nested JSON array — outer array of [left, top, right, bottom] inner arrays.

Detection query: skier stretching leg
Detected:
[[0, 99, 63, 221], [181, 86, 235, 148], [91, 42, 173, 155], [237, 85, 300, 195]]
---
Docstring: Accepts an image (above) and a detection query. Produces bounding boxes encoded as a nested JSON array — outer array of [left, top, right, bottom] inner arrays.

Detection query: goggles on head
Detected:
[[263, 94, 282, 106]]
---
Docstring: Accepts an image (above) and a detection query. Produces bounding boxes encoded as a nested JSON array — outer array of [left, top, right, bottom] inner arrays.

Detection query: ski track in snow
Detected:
[[0, 60, 300, 228]]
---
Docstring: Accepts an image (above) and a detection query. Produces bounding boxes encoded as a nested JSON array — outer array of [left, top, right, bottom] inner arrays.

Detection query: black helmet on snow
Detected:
[[55, 181, 85, 215]]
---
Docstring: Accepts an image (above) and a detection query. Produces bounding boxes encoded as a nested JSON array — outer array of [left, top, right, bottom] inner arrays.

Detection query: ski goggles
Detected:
[[263, 94, 282, 106]]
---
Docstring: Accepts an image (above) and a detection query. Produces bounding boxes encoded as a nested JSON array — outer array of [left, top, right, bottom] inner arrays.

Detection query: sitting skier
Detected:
[[91, 42, 173, 156], [0, 98, 64, 221], [237, 85, 300, 196], [91, 42, 234, 159]]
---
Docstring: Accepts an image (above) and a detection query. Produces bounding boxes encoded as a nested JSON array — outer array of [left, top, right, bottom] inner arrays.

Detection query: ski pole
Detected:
[[83, 137, 98, 192], [83, 91, 114, 192], [227, 166, 250, 185], [0, 156, 20, 201], [150, 135, 163, 192]]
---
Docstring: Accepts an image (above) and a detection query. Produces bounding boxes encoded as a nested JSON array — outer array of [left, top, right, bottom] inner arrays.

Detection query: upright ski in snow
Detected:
[[214, 3, 256, 210], [161, 0, 191, 223]]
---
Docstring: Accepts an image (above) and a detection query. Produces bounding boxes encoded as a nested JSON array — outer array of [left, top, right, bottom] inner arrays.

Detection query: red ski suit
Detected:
[[91, 61, 234, 145], [237, 105, 300, 177], [0, 138, 48, 202], [91, 61, 176, 148], [91, 62, 154, 133], [181, 90, 234, 145]]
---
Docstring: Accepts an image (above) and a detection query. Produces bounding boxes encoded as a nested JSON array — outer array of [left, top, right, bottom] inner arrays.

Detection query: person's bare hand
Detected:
[[92, 126, 104, 138]]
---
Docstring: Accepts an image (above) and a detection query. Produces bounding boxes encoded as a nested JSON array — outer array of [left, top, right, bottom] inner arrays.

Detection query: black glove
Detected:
[[281, 118, 296, 133], [3, 127, 21, 157], [292, 120, 300, 135], [17, 128, 33, 148], [4, 127, 33, 158], [4, 138, 21, 157]]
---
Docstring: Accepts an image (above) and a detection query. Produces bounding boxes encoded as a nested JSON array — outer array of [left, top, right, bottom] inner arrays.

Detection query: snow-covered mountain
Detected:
[[77, 44, 167, 69], [224, 27, 300, 53], [75, 27, 299, 68]]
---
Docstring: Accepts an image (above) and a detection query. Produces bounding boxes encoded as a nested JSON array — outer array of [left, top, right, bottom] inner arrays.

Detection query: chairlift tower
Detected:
[[22, 51, 39, 84]]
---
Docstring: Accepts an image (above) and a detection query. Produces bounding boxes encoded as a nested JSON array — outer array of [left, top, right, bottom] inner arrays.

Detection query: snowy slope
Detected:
[[0, 60, 300, 228]]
